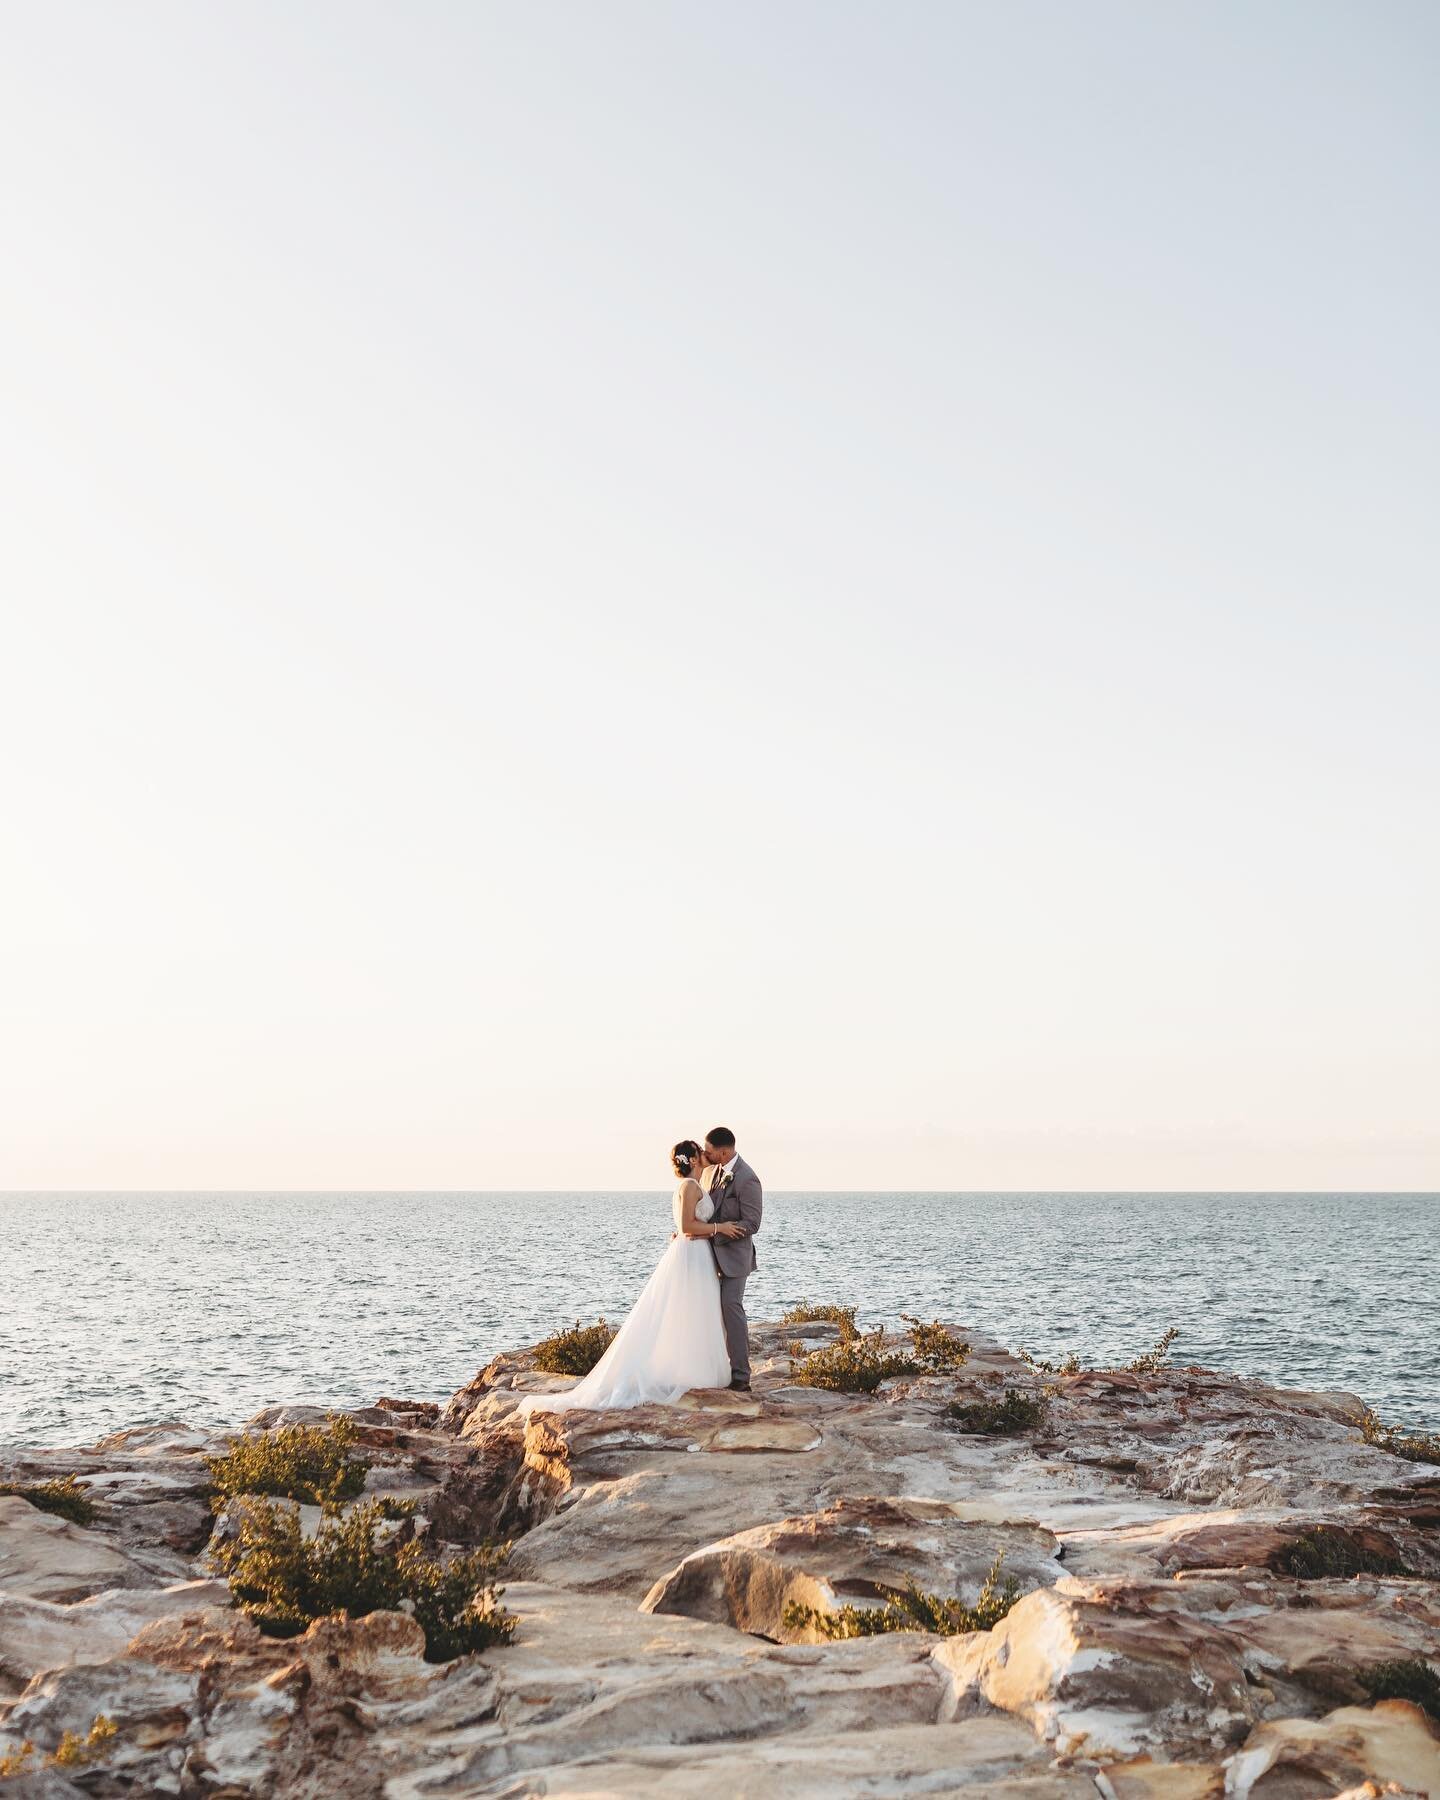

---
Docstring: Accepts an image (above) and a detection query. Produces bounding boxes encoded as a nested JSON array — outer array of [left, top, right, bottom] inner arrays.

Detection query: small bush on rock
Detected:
[[1276, 1529, 1411, 1580], [206, 1415, 367, 1511], [1360, 1657, 1440, 1721], [787, 1326, 921, 1393], [947, 1389, 1048, 1434], [787, 1319, 973, 1392], [0, 1474, 96, 1526], [1017, 1347, 1083, 1378], [903, 1317, 971, 1373], [210, 1496, 515, 1663], [1127, 1328, 1181, 1374], [780, 1303, 859, 1341], [0, 1715, 115, 1778], [1019, 1327, 1180, 1379], [52, 1716, 118, 1768], [785, 1552, 1019, 1640], [532, 1319, 616, 1377], [1360, 1410, 1440, 1468]]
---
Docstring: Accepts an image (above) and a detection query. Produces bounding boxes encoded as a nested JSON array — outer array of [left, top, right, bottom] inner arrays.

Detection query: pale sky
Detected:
[[2, 2, 1436, 1191]]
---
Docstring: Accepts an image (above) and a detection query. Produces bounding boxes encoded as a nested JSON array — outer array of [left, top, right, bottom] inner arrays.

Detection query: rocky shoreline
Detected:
[[1, 1319, 1438, 1797]]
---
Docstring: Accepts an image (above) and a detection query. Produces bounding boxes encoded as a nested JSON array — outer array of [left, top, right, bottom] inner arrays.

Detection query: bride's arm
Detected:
[[679, 1179, 712, 1239], [679, 1179, 743, 1240]]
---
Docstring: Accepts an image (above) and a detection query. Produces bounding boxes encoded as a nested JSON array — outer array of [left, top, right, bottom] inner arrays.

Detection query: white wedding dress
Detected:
[[518, 1184, 732, 1412]]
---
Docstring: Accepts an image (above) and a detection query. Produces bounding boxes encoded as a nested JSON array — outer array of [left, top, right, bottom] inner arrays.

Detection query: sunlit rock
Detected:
[[1, 1322, 1436, 1797]]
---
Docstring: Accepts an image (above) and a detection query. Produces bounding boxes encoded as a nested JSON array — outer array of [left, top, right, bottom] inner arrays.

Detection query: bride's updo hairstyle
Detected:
[[671, 1139, 702, 1178]]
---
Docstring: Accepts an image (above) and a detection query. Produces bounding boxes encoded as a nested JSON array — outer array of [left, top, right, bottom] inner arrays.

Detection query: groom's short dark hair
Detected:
[[706, 1126, 736, 1149]]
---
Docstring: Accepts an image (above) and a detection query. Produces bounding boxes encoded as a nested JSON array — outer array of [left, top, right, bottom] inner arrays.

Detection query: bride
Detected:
[[518, 1140, 744, 1412]]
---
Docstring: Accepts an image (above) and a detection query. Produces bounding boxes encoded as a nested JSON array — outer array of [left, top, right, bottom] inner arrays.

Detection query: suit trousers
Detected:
[[718, 1270, 751, 1383]]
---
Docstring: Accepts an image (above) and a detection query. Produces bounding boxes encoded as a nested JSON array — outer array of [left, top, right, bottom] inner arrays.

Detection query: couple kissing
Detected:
[[517, 1128, 763, 1414]]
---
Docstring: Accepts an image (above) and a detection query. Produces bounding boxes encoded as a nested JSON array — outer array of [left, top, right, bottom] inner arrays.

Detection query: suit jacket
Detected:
[[703, 1156, 762, 1276]]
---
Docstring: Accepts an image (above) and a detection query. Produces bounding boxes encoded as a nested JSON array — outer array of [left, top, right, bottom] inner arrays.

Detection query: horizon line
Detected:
[[3, 1188, 1437, 1199]]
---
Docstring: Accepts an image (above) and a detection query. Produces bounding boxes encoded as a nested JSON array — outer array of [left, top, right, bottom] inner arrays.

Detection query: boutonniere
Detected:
[[717, 1170, 733, 1189]]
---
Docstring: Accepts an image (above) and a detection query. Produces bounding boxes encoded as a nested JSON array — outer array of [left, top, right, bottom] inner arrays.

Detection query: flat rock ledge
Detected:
[[0, 1321, 1437, 1797]]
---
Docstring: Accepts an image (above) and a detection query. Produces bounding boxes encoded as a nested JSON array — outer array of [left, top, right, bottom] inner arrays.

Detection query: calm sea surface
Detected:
[[3, 1192, 1437, 1448]]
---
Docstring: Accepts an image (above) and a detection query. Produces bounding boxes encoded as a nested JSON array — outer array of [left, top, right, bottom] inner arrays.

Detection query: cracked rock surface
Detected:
[[1, 1320, 1438, 1796]]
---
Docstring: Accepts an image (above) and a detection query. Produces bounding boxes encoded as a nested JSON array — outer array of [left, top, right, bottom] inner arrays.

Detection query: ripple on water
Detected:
[[0, 1191, 1437, 1446]]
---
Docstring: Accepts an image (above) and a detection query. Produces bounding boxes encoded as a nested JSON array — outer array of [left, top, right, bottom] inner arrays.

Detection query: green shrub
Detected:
[[532, 1319, 616, 1377], [947, 1389, 1048, 1434], [206, 1415, 367, 1511], [1127, 1328, 1181, 1374], [0, 1715, 115, 1778], [903, 1317, 971, 1373], [780, 1303, 859, 1341], [210, 1496, 514, 1663], [1018, 1327, 1180, 1379], [786, 1319, 972, 1393], [1360, 1410, 1440, 1468], [787, 1326, 921, 1393], [1360, 1657, 1440, 1720], [1017, 1346, 1083, 1377], [1274, 1526, 1411, 1584], [1276, 1529, 1411, 1580], [0, 1474, 96, 1526], [784, 1552, 1020, 1640]]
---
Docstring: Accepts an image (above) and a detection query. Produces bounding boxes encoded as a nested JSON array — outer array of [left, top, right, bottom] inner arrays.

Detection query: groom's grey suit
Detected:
[[703, 1156, 763, 1384]]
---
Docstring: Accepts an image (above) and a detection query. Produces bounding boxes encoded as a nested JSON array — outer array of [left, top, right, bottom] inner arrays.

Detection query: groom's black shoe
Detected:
[[727, 1378, 751, 1391]]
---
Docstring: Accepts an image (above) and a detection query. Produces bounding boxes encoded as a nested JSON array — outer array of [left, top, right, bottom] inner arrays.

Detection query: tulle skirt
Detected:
[[519, 1237, 731, 1413]]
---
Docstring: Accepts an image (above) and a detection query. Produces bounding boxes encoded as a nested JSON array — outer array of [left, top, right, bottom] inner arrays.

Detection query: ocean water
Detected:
[[2, 1192, 1436, 1449]]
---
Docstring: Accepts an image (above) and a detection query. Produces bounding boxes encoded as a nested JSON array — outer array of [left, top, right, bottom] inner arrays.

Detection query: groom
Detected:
[[701, 1127, 763, 1391]]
